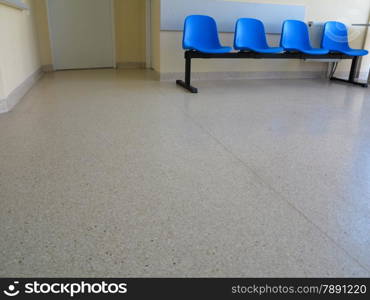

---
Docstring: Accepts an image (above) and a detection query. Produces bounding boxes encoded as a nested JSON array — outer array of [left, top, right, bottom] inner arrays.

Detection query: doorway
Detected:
[[47, 0, 115, 70]]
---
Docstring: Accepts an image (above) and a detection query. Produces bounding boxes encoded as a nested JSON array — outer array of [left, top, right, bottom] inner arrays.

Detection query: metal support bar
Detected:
[[182, 51, 351, 60], [185, 55, 191, 85], [176, 51, 368, 93], [330, 77, 368, 88], [349, 56, 358, 81], [330, 56, 368, 88], [176, 53, 198, 93]]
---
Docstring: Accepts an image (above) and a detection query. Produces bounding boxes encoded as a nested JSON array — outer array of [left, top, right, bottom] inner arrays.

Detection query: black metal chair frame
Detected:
[[176, 50, 368, 93]]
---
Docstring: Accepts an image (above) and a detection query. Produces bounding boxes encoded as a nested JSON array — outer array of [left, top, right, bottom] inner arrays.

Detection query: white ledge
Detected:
[[352, 24, 370, 27], [0, 0, 29, 10]]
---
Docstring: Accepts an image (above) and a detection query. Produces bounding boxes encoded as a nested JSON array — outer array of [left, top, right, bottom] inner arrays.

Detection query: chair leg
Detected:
[[176, 56, 198, 93], [331, 56, 368, 88]]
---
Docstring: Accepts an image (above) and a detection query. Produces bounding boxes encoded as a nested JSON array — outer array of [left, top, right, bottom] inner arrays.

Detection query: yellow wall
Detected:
[[115, 0, 146, 64], [160, 0, 370, 75], [0, 0, 41, 98], [34, 0, 52, 68]]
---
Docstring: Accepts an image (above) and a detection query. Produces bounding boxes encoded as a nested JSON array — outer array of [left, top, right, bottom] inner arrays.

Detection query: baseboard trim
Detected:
[[159, 71, 327, 82], [333, 71, 370, 83], [116, 62, 146, 69], [0, 68, 43, 114], [42, 64, 54, 72]]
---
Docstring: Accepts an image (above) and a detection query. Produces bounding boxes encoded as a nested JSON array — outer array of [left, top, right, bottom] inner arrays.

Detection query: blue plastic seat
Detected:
[[182, 15, 232, 54], [281, 20, 329, 55], [234, 18, 284, 53], [322, 22, 368, 56]]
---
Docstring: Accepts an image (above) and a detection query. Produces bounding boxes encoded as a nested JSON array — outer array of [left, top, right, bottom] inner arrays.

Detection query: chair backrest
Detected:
[[183, 15, 223, 50], [322, 21, 351, 51], [281, 20, 312, 50], [234, 18, 269, 50]]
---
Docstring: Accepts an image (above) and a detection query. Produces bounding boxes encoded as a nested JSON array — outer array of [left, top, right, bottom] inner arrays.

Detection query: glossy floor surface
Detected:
[[0, 70, 370, 277]]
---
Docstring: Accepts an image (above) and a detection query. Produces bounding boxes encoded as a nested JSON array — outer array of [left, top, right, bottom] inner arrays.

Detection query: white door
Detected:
[[48, 0, 115, 70]]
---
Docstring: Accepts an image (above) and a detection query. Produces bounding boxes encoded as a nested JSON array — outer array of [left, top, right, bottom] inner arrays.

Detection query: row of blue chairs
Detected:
[[183, 15, 368, 57]]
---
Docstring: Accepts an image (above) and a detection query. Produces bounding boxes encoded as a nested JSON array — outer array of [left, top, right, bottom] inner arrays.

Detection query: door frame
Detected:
[[145, 0, 152, 69], [359, 14, 370, 82], [46, 0, 116, 70]]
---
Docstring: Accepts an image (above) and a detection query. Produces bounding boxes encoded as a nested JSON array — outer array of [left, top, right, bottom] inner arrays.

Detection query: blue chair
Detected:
[[234, 18, 284, 53], [281, 20, 329, 55], [182, 15, 232, 54], [322, 22, 368, 56]]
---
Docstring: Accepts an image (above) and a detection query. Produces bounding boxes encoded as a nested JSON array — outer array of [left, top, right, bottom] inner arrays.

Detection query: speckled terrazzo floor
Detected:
[[0, 69, 370, 277]]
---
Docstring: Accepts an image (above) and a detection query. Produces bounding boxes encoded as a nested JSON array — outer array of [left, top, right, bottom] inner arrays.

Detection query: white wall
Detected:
[[159, 0, 370, 76]]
